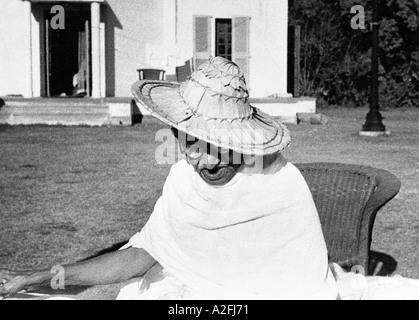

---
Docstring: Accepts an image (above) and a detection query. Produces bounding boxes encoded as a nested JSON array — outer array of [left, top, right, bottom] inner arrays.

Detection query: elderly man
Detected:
[[1, 57, 418, 300]]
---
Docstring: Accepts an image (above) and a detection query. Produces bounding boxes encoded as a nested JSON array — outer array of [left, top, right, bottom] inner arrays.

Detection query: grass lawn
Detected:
[[0, 107, 418, 299]]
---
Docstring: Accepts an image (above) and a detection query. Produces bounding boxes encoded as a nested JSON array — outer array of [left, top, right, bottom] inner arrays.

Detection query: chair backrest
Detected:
[[137, 69, 166, 81], [176, 59, 194, 83], [295, 163, 401, 274]]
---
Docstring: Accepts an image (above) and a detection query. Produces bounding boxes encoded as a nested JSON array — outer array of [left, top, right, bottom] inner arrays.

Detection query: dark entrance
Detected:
[[44, 6, 91, 97], [215, 19, 232, 61]]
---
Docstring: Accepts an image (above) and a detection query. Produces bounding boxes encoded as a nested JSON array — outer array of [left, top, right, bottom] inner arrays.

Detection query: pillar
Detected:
[[100, 21, 106, 97], [278, 0, 290, 97], [91, 2, 101, 98], [23, 0, 33, 97]]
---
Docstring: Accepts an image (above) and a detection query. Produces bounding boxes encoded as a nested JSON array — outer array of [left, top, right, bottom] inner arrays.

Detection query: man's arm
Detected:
[[0, 247, 156, 298]]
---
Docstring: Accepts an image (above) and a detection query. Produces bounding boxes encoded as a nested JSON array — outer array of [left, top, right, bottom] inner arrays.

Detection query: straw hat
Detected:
[[131, 57, 291, 156]]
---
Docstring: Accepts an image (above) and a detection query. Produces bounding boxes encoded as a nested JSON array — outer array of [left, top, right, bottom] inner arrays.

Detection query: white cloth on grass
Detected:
[[330, 263, 419, 300], [118, 155, 339, 300]]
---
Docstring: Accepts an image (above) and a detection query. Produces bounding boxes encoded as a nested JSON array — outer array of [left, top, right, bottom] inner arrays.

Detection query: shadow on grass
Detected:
[[86, 241, 130, 258], [0, 124, 13, 132], [369, 251, 398, 276], [26, 285, 90, 297]]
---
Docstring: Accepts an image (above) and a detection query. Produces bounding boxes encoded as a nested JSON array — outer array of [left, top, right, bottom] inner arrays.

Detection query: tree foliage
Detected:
[[289, 0, 419, 108]]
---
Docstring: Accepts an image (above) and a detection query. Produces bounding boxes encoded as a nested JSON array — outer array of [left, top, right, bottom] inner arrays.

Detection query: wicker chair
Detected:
[[295, 163, 401, 275]]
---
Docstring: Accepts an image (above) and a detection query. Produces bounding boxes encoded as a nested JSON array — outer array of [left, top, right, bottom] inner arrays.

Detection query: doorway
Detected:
[[44, 7, 91, 97], [215, 19, 232, 61]]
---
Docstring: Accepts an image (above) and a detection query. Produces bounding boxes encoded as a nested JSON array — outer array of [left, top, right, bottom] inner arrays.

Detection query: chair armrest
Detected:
[[358, 168, 401, 271]]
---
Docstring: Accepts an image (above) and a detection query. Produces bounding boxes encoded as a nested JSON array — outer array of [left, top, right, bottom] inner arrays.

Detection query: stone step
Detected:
[[0, 100, 111, 126], [4, 98, 107, 106], [0, 98, 143, 126], [3, 104, 109, 115], [0, 110, 110, 126]]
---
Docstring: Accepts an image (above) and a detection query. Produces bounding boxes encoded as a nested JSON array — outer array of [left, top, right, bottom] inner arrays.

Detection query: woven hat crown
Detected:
[[179, 57, 253, 121], [131, 56, 291, 156]]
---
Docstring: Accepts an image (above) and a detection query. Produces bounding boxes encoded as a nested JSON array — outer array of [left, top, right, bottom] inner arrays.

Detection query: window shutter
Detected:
[[232, 17, 251, 84], [193, 15, 211, 70]]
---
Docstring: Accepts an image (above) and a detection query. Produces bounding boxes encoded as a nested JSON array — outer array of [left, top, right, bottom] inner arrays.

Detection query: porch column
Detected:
[[278, 0, 290, 97], [23, 0, 33, 97], [91, 2, 101, 98], [100, 21, 106, 97]]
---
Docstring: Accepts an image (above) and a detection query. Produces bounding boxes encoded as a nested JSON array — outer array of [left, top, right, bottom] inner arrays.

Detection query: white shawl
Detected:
[[119, 155, 339, 300]]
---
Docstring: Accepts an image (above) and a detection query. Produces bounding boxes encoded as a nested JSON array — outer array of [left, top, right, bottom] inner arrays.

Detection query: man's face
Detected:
[[174, 129, 243, 186]]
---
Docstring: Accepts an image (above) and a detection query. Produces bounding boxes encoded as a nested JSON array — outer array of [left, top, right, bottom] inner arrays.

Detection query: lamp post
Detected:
[[360, 0, 389, 136]]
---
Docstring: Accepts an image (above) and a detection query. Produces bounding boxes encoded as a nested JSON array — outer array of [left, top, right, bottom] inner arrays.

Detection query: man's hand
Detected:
[[0, 269, 30, 299]]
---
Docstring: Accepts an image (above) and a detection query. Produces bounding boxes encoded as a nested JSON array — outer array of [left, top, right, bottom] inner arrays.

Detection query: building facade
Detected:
[[0, 0, 290, 99]]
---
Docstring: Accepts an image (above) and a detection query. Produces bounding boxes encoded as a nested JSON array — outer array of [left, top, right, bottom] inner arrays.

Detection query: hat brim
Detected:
[[132, 80, 291, 156]]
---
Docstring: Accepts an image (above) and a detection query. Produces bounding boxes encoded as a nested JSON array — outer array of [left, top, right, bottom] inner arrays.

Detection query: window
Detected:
[[193, 16, 250, 81], [215, 19, 232, 61], [193, 16, 211, 69]]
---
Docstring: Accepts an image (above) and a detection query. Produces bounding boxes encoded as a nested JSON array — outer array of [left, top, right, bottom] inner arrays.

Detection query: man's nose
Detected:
[[196, 153, 220, 171]]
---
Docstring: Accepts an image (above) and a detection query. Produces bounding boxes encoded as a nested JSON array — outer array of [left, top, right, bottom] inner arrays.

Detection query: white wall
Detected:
[[0, 0, 31, 97], [106, 0, 289, 98], [105, 0, 165, 97], [173, 0, 289, 98], [31, 5, 42, 98]]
